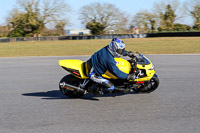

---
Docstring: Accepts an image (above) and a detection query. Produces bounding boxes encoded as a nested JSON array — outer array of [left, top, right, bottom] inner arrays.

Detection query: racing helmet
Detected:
[[108, 38, 125, 57]]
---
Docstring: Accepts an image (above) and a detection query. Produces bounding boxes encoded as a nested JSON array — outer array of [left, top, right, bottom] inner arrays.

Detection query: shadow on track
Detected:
[[22, 90, 99, 101], [22, 90, 135, 101], [22, 90, 66, 99]]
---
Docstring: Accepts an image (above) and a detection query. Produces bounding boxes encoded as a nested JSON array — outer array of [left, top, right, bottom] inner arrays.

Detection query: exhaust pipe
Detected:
[[60, 82, 85, 94]]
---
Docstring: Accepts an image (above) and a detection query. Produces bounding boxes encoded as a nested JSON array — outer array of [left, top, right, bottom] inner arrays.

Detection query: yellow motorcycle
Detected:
[[59, 52, 159, 98]]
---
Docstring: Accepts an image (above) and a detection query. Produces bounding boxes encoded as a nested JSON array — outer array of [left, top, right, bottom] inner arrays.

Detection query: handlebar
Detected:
[[129, 52, 140, 74]]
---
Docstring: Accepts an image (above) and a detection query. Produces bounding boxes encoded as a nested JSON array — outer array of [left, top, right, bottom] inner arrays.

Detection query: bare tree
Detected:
[[153, 0, 182, 30], [7, 0, 71, 37], [153, 0, 181, 17], [17, 0, 71, 22], [79, 2, 127, 34], [184, 0, 200, 29], [132, 10, 157, 33]]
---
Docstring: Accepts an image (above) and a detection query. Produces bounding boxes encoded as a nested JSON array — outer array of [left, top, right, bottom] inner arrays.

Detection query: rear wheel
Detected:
[[59, 74, 84, 98], [136, 74, 159, 93]]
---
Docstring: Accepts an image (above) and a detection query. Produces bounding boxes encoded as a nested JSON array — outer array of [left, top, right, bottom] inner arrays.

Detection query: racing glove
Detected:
[[127, 73, 136, 81], [127, 51, 135, 58]]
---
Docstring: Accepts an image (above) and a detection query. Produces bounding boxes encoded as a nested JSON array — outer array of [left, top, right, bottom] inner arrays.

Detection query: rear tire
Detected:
[[59, 74, 84, 98]]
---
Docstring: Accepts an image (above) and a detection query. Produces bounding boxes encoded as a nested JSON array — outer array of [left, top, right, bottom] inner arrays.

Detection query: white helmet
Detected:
[[108, 38, 125, 57]]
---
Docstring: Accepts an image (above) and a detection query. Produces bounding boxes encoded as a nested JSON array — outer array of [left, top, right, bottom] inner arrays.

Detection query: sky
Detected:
[[0, 0, 192, 29]]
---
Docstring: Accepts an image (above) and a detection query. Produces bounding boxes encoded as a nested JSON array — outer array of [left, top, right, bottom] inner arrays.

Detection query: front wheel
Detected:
[[135, 74, 159, 93]]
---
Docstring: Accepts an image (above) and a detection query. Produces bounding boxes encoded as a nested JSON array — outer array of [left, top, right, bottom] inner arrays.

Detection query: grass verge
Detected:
[[0, 37, 200, 57]]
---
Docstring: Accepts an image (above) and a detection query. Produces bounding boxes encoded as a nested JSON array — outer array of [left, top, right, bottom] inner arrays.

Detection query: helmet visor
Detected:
[[116, 48, 125, 56]]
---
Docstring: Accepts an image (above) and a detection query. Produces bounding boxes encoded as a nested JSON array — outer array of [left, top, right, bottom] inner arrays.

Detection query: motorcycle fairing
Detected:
[[59, 58, 131, 80], [136, 55, 155, 81], [59, 59, 88, 79], [58, 56, 155, 81]]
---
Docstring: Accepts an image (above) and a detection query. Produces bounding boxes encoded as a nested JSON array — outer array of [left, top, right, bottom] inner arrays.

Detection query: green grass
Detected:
[[0, 37, 200, 57]]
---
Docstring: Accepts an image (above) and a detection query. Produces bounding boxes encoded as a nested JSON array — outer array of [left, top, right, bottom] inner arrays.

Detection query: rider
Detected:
[[87, 38, 136, 94]]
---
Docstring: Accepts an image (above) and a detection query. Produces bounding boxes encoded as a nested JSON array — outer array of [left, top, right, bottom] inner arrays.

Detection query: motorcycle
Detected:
[[58, 52, 159, 98]]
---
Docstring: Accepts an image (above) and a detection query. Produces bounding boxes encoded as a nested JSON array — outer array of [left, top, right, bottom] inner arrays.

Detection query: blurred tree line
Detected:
[[132, 0, 200, 33], [0, 0, 70, 37], [1, 0, 200, 37]]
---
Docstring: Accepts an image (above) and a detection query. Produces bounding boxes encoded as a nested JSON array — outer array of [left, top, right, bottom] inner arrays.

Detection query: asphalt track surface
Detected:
[[0, 55, 200, 133]]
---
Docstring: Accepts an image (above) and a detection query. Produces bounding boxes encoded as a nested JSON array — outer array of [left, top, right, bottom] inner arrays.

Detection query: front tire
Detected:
[[136, 74, 159, 93], [59, 74, 84, 98]]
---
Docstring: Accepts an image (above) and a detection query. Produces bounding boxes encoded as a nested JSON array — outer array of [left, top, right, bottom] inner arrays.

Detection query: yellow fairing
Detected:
[[59, 60, 88, 79], [136, 56, 155, 81], [102, 58, 131, 79], [59, 58, 131, 80], [59, 56, 155, 81]]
